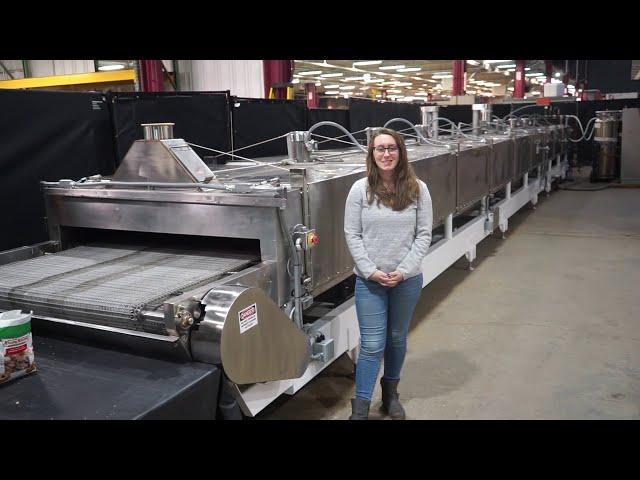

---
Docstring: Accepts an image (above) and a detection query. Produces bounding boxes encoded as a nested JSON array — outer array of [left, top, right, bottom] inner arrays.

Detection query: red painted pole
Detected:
[[545, 60, 553, 84], [452, 60, 465, 96], [138, 60, 164, 92], [514, 60, 525, 98], [305, 82, 318, 108]]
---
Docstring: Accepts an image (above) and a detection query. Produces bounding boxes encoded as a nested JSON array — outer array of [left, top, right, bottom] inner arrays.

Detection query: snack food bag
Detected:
[[1, 310, 37, 384]]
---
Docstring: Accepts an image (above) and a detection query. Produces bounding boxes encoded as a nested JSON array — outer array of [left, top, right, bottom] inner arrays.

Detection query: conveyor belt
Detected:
[[0, 244, 257, 333]]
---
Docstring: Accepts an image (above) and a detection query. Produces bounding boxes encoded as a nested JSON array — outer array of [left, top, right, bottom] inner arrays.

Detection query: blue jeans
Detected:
[[354, 273, 423, 401]]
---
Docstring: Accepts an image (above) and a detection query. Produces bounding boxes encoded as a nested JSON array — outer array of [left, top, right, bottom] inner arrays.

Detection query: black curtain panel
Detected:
[[110, 91, 232, 165], [0, 90, 116, 251], [231, 98, 307, 158], [348, 98, 422, 144], [306, 108, 350, 150]]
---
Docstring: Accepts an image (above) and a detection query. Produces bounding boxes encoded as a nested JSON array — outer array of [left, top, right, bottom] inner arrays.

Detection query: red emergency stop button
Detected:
[[307, 232, 319, 247]]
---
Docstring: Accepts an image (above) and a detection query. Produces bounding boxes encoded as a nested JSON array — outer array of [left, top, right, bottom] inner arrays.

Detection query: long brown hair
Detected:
[[366, 128, 420, 211]]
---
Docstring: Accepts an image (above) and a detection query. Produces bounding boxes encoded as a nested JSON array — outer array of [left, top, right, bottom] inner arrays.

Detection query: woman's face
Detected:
[[372, 134, 399, 174]]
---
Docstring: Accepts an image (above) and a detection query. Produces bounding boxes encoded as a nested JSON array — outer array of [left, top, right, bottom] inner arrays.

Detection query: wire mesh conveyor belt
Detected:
[[0, 244, 258, 334]]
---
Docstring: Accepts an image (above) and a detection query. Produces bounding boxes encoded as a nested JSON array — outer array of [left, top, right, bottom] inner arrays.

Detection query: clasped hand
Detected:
[[369, 270, 404, 288]]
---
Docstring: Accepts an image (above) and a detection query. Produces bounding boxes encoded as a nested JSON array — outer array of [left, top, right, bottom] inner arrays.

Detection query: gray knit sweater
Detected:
[[344, 178, 433, 280]]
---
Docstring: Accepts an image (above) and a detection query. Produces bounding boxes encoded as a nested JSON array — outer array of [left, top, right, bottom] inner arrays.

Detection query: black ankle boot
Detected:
[[380, 378, 406, 420], [349, 397, 371, 420]]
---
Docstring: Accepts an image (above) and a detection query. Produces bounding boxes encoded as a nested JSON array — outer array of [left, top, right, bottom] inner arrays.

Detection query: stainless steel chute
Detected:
[[194, 285, 311, 384]]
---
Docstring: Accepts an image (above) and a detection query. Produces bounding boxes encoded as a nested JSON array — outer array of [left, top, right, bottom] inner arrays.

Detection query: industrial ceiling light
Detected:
[[320, 73, 343, 77], [299, 70, 322, 75], [98, 64, 125, 71], [379, 65, 405, 70], [353, 60, 383, 66], [397, 67, 421, 72]]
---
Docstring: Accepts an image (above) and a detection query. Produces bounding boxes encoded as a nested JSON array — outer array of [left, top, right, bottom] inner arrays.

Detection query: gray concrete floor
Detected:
[[258, 172, 640, 419]]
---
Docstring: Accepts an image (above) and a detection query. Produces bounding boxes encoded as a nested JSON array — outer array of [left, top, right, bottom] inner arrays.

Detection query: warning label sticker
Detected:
[[238, 303, 258, 334]]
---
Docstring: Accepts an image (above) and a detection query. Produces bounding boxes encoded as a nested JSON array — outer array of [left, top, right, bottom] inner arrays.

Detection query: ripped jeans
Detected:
[[354, 273, 423, 401]]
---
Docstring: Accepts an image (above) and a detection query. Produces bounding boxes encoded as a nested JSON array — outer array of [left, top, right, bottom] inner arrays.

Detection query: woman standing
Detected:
[[344, 128, 433, 420]]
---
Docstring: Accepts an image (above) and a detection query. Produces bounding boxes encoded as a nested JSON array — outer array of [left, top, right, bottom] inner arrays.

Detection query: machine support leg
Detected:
[[465, 246, 476, 271], [445, 213, 453, 241]]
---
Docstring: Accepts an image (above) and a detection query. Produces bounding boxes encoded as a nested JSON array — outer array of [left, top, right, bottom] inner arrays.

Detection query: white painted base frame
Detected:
[[235, 168, 561, 417]]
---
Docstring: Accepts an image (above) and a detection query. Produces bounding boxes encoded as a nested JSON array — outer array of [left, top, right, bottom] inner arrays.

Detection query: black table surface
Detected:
[[0, 334, 220, 420]]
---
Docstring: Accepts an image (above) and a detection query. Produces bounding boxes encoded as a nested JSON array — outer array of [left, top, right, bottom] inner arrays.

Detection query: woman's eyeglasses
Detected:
[[373, 145, 399, 153]]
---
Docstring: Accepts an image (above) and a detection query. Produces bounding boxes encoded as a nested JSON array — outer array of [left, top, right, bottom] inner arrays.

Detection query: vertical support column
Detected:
[[420, 105, 439, 140], [545, 60, 553, 84], [472, 104, 491, 135], [263, 60, 294, 99], [305, 82, 318, 108], [506, 181, 511, 200], [563, 61, 571, 96], [445, 214, 453, 240], [514, 60, 525, 99], [465, 246, 476, 271], [138, 60, 164, 92], [537, 165, 543, 194], [452, 60, 466, 96]]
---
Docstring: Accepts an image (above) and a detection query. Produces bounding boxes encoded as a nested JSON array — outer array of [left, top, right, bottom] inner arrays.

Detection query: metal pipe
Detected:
[[472, 104, 491, 135], [293, 239, 304, 329], [22, 60, 30, 78], [42, 180, 230, 190], [307, 121, 366, 152], [142, 123, 174, 140], [139, 309, 165, 324], [0, 61, 14, 80], [173, 60, 180, 91], [420, 106, 439, 140], [383, 117, 430, 143], [286, 131, 312, 163]]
